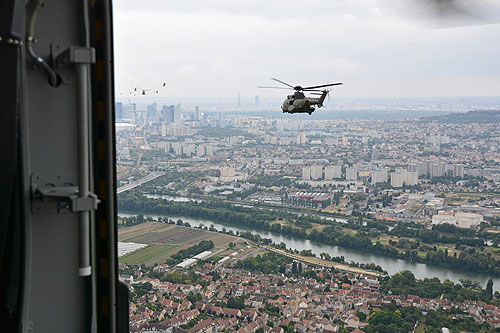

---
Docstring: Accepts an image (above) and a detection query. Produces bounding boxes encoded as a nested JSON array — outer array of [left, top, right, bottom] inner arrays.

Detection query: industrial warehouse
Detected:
[[283, 192, 332, 208], [175, 251, 213, 269]]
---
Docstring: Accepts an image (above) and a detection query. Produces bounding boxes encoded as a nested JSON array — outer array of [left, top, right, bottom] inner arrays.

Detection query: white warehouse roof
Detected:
[[176, 258, 197, 269], [193, 251, 212, 260], [218, 256, 231, 263]]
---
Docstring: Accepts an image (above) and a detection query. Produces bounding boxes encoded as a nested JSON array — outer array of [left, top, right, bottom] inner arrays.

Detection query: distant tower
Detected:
[[296, 133, 307, 145], [255, 95, 259, 106], [174, 103, 182, 123], [115, 102, 123, 119], [162, 105, 175, 124], [237, 92, 241, 107], [147, 103, 157, 123], [346, 167, 358, 181], [218, 112, 224, 127], [195, 106, 201, 121]]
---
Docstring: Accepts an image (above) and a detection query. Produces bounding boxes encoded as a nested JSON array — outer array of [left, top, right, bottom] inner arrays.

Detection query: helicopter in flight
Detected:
[[259, 78, 343, 115], [129, 82, 169, 96]]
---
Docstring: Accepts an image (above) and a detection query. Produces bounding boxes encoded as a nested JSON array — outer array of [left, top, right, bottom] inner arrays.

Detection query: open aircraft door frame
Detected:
[[0, 1, 127, 332]]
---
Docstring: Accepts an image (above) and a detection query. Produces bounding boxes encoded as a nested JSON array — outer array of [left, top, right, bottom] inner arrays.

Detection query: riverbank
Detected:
[[119, 211, 500, 291], [117, 194, 500, 276]]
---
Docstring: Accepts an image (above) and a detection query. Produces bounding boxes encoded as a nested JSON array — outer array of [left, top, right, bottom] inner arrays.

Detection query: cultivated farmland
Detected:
[[118, 222, 248, 265]]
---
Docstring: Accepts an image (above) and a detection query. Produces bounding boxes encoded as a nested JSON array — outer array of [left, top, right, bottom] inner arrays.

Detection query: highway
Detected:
[[117, 171, 165, 194]]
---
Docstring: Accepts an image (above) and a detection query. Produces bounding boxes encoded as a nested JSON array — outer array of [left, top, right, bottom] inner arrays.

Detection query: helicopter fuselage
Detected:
[[259, 78, 341, 115], [281, 91, 327, 115]]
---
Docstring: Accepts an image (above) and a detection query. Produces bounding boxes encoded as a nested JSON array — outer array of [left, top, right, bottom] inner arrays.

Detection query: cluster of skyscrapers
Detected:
[[301, 165, 420, 188], [301, 165, 350, 181], [116, 102, 194, 125], [409, 161, 464, 178], [390, 169, 419, 187]]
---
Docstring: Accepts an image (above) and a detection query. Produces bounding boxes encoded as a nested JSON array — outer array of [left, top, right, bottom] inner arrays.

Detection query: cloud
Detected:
[[113, 1, 500, 97]]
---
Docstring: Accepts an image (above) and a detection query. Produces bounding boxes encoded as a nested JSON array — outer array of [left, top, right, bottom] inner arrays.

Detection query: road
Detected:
[[260, 244, 383, 277], [237, 238, 381, 276], [119, 153, 143, 180], [238, 248, 265, 261], [117, 171, 165, 194]]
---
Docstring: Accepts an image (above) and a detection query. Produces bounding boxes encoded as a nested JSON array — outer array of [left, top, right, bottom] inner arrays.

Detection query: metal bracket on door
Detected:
[[31, 173, 100, 214]]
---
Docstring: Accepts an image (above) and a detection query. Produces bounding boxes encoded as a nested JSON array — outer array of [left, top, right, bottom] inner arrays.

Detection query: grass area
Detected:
[[368, 235, 402, 245], [311, 223, 327, 231], [324, 198, 350, 213], [407, 201, 425, 215], [445, 192, 500, 206], [127, 227, 204, 244], [370, 237, 394, 246], [341, 228, 357, 236], [485, 247, 500, 260], [116, 167, 132, 179], [120, 244, 180, 266], [446, 192, 500, 199], [273, 219, 288, 226], [441, 245, 460, 257], [417, 251, 427, 259], [414, 322, 427, 333], [118, 221, 169, 239], [368, 234, 463, 258], [322, 205, 340, 213], [119, 222, 240, 248]]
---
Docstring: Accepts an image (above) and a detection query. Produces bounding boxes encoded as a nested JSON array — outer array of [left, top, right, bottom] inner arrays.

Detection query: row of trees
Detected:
[[364, 302, 488, 333], [381, 270, 495, 302], [234, 252, 291, 274], [165, 240, 214, 266]]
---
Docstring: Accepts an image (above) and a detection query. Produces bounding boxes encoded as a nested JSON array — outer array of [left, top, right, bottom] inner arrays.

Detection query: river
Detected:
[[119, 212, 500, 291]]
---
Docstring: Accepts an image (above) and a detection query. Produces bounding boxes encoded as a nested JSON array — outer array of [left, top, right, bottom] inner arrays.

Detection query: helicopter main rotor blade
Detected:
[[302, 82, 343, 90], [270, 78, 295, 88], [258, 86, 292, 90]]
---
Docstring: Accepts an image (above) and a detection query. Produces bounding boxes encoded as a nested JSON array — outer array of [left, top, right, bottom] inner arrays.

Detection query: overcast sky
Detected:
[[113, 0, 500, 98]]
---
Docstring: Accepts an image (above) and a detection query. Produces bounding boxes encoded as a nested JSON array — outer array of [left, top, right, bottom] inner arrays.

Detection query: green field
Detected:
[[118, 222, 250, 266], [126, 228, 203, 244], [119, 222, 170, 241], [120, 244, 180, 266]]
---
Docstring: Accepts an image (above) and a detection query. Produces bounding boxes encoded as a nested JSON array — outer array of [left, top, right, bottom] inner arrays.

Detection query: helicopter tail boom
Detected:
[[317, 90, 329, 107]]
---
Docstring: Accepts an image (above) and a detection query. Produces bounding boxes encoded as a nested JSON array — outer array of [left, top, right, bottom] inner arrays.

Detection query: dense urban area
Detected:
[[115, 101, 500, 333]]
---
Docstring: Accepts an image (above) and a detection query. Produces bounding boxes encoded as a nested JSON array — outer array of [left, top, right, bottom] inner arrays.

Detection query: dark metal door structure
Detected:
[[0, 1, 125, 332]]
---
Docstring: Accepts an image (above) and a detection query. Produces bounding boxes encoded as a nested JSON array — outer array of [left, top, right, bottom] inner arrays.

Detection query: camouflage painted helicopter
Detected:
[[259, 78, 342, 115]]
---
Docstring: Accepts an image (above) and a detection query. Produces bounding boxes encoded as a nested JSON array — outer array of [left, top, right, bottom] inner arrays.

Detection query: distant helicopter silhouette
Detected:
[[134, 87, 151, 95], [259, 78, 342, 115], [129, 82, 169, 96]]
